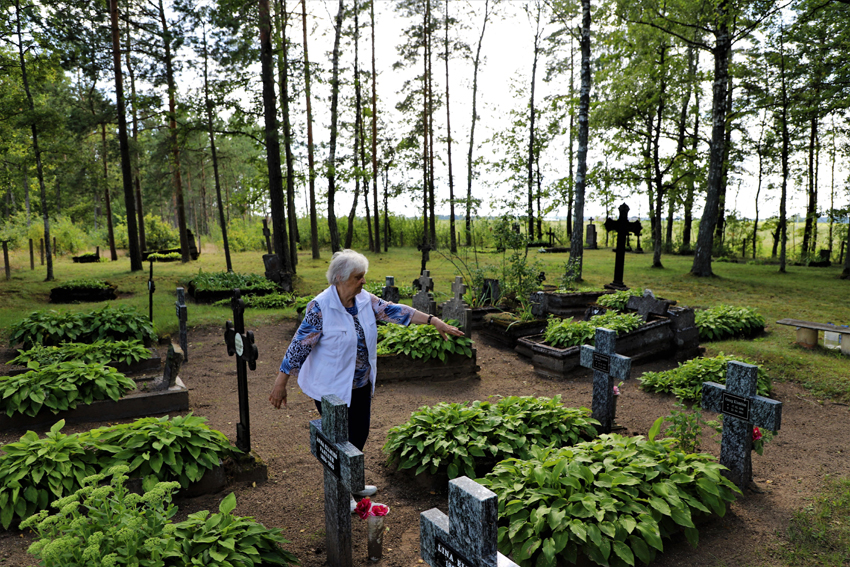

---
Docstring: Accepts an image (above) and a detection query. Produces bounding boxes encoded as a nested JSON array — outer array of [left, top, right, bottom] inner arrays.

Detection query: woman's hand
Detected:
[[270, 371, 289, 408], [432, 317, 464, 340]]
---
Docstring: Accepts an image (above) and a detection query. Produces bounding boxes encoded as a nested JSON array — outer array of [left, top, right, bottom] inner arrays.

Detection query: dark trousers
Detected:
[[314, 384, 372, 451]]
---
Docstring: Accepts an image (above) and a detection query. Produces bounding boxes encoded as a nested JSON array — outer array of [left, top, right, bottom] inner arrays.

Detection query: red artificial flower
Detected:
[[370, 504, 389, 517], [355, 498, 372, 520], [752, 427, 763, 442]]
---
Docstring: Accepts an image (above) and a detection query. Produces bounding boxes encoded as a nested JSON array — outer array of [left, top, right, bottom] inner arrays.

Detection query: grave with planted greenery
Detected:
[[375, 320, 478, 382], [187, 270, 279, 303]]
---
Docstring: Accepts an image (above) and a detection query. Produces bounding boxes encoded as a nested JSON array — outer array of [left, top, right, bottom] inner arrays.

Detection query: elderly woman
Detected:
[[269, 249, 463, 505]]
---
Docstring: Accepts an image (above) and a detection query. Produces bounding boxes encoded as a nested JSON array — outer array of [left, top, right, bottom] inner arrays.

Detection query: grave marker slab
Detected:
[[626, 289, 671, 321], [420, 476, 518, 567], [580, 328, 632, 433], [441, 276, 471, 335], [156, 343, 184, 391], [382, 276, 400, 303], [224, 289, 259, 453], [175, 287, 188, 362], [603, 203, 642, 290], [412, 270, 437, 315], [701, 361, 782, 490], [585, 222, 598, 249], [309, 395, 365, 567]]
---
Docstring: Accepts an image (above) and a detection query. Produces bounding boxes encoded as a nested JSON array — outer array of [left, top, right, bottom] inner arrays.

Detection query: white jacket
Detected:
[[297, 285, 378, 406]]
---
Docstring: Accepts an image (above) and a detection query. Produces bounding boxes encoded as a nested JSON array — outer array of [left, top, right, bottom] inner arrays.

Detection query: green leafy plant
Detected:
[[543, 312, 643, 348], [9, 340, 150, 367], [595, 289, 642, 312], [638, 353, 771, 402], [376, 321, 473, 362], [9, 305, 156, 348], [695, 304, 765, 341], [364, 282, 385, 295], [0, 420, 98, 529], [294, 295, 315, 313], [213, 292, 296, 310], [383, 396, 597, 479], [174, 492, 299, 566], [8, 310, 86, 348], [84, 414, 238, 490], [0, 362, 136, 417], [146, 252, 181, 262], [480, 433, 741, 567], [650, 402, 722, 454], [52, 279, 111, 291], [189, 271, 277, 293]]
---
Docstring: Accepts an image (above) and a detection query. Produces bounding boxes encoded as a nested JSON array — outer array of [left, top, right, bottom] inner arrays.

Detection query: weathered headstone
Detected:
[[604, 203, 643, 290], [626, 289, 671, 322], [224, 289, 259, 453], [382, 276, 400, 303], [585, 222, 598, 250], [420, 476, 519, 567], [175, 288, 188, 362], [480, 279, 500, 306], [148, 262, 156, 323], [412, 270, 437, 315], [155, 343, 184, 391], [580, 328, 632, 433], [262, 218, 273, 255], [701, 361, 782, 490], [309, 395, 365, 567], [441, 276, 470, 335]]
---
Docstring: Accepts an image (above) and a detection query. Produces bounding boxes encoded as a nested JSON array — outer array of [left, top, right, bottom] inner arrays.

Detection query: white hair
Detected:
[[326, 249, 369, 285]]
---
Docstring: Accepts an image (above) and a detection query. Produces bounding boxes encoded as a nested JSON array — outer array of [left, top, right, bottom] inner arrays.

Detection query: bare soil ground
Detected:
[[1, 320, 849, 567]]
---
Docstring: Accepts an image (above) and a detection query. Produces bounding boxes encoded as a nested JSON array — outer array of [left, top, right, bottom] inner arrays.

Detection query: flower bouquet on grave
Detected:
[[355, 497, 389, 562], [752, 426, 774, 455]]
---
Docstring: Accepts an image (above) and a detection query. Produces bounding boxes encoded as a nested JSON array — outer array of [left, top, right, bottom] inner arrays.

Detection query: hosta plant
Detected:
[[9, 339, 150, 367], [377, 321, 473, 363], [638, 353, 771, 403], [481, 432, 741, 567], [52, 279, 111, 291], [213, 292, 296, 309], [0, 420, 98, 530], [189, 271, 277, 293], [543, 312, 643, 349], [0, 361, 136, 417], [9, 305, 156, 348], [383, 396, 597, 479], [595, 289, 642, 312], [147, 252, 181, 261], [695, 305, 765, 341]]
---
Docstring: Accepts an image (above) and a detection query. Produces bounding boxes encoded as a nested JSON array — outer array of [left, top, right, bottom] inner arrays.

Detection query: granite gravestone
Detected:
[[155, 343, 184, 391], [412, 270, 437, 315], [701, 361, 782, 490], [604, 203, 643, 290], [579, 328, 632, 433], [441, 277, 470, 335], [626, 289, 671, 322], [421, 476, 519, 567], [585, 222, 598, 250], [309, 395, 366, 567], [175, 288, 188, 362], [382, 276, 400, 303], [224, 289, 259, 453]]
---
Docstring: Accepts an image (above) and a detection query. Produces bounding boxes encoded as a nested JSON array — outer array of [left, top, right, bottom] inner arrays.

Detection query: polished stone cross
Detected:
[[421, 476, 518, 567], [604, 203, 643, 290], [413, 270, 437, 315], [701, 361, 782, 490], [175, 287, 188, 361], [224, 288, 259, 453], [580, 328, 632, 433], [310, 395, 365, 567], [262, 218, 273, 255]]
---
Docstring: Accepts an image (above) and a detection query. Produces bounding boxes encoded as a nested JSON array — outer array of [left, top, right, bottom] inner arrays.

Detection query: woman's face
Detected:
[[339, 270, 366, 298]]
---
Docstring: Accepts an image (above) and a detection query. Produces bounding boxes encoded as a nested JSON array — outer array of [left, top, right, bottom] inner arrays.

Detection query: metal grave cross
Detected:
[[309, 395, 365, 567], [412, 269, 437, 315], [579, 328, 632, 433], [175, 287, 188, 361], [701, 361, 782, 490], [148, 262, 156, 323], [224, 288, 259, 453], [421, 476, 519, 567], [603, 203, 643, 290], [262, 218, 273, 255]]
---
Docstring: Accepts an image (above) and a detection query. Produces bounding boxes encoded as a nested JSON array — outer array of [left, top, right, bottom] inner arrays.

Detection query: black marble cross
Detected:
[[148, 262, 156, 323], [262, 218, 273, 255], [310, 395, 365, 567], [421, 476, 519, 567], [701, 361, 782, 490], [224, 288, 259, 453], [579, 328, 632, 433], [604, 203, 642, 290], [175, 287, 188, 362]]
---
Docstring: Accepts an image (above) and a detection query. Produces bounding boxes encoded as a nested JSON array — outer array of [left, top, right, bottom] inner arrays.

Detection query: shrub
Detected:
[[543, 312, 643, 349], [383, 396, 597, 479], [595, 289, 642, 312], [9, 340, 150, 367], [142, 214, 179, 250], [9, 305, 156, 348], [695, 304, 765, 341], [638, 353, 771, 403], [52, 279, 110, 291], [376, 322, 474, 362], [481, 433, 741, 567], [190, 271, 277, 294]]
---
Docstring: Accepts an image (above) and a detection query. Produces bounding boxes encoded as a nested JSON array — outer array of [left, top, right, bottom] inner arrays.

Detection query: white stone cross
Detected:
[[701, 361, 782, 490], [309, 395, 365, 567], [413, 270, 437, 315], [579, 328, 632, 433], [418, 269, 434, 292], [451, 276, 466, 301], [420, 476, 518, 567]]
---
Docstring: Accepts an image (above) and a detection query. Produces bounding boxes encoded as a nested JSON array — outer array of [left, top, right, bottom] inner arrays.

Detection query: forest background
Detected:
[[1, 0, 849, 281]]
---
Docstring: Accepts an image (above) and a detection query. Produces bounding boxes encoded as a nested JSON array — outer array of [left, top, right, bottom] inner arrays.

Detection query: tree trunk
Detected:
[[528, 2, 541, 239], [802, 113, 818, 259], [426, 1, 436, 249], [445, 0, 456, 253], [326, 0, 344, 253], [651, 46, 668, 269], [346, 0, 364, 251], [714, 69, 734, 247], [466, 0, 490, 247], [421, 1, 430, 249], [301, 0, 320, 259], [125, 16, 146, 252], [276, 0, 298, 270], [567, 29, 575, 240], [370, 0, 380, 253], [778, 27, 789, 273], [101, 125, 118, 261]]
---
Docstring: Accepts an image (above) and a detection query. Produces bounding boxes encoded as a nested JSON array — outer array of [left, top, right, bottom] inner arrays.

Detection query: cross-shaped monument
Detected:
[[417, 237, 432, 274], [421, 476, 519, 567], [309, 395, 365, 567], [262, 218, 273, 255], [412, 270, 437, 315], [604, 203, 643, 290], [224, 288, 259, 453], [148, 262, 156, 323], [579, 328, 632, 433], [440, 276, 470, 335], [701, 361, 782, 490], [382, 276, 400, 303], [626, 289, 671, 322], [175, 287, 188, 361]]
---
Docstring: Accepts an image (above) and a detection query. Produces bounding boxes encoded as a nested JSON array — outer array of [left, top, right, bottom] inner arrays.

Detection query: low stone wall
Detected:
[[377, 349, 480, 383]]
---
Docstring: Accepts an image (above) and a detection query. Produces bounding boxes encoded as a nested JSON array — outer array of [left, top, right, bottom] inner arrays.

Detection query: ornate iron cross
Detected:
[[224, 288, 259, 453]]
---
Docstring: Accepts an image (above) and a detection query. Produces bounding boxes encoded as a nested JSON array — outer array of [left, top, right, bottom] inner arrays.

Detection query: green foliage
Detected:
[[146, 252, 181, 262], [376, 322, 474, 362], [223, 218, 266, 253], [84, 414, 237, 490], [294, 295, 315, 313], [9, 305, 156, 348], [213, 293, 296, 310], [784, 476, 850, 567], [0, 421, 98, 530], [638, 353, 771, 402], [174, 492, 299, 566], [650, 403, 722, 454], [596, 289, 642, 312], [695, 305, 766, 341], [72, 253, 101, 261], [0, 362, 136, 417], [364, 282, 385, 295], [383, 396, 597, 479], [141, 214, 180, 250], [9, 340, 150, 367], [51, 279, 110, 291], [481, 434, 741, 567], [190, 271, 277, 293], [543, 312, 643, 348]]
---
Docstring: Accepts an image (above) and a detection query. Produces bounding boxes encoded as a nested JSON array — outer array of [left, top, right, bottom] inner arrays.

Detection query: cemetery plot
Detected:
[[530, 289, 614, 319], [48, 278, 117, 303], [187, 271, 278, 303], [477, 312, 549, 349], [376, 321, 479, 382]]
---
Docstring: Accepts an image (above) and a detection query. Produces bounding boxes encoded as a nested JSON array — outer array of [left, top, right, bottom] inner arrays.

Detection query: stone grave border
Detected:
[[49, 283, 118, 303], [377, 348, 480, 383]]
